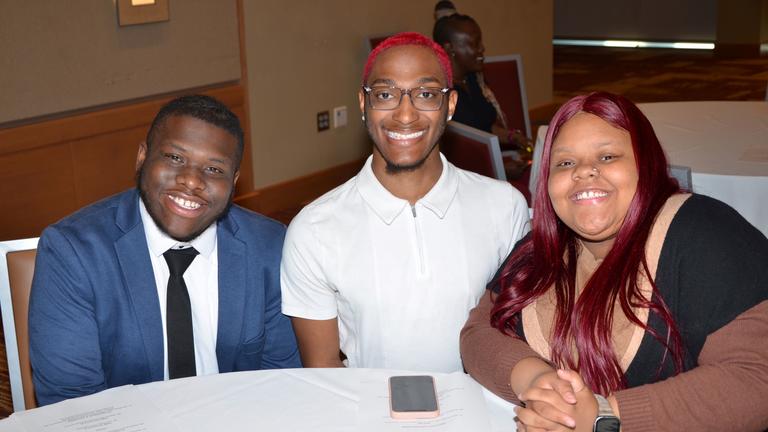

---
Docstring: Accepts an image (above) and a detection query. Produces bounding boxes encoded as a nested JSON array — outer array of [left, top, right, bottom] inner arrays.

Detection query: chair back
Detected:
[[669, 165, 693, 192], [0, 237, 39, 412], [442, 122, 506, 181], [528, 125, 548, 201], [482, 54, 532, 140]]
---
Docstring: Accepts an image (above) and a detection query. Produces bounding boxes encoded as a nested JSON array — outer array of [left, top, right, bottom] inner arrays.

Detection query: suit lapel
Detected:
[[115, 190, 165, 381], [215, 216, 246, 371]]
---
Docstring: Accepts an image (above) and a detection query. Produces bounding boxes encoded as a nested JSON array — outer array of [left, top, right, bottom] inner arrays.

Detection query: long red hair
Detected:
[[491, 92, 684, 395]]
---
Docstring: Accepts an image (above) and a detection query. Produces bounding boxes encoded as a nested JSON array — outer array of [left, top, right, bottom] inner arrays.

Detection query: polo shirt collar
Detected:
[[356, 153, 459, 225]]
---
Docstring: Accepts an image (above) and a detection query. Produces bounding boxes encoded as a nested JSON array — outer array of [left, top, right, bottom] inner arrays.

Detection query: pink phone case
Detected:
[[388, 375, 440, 419]]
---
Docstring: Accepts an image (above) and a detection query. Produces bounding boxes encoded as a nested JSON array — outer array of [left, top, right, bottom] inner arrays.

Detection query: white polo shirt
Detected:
[[281, 154, 530, 372]]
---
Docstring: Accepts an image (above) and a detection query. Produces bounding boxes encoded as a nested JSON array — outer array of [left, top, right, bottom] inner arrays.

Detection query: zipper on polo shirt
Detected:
[[411, 205, 426, 276]]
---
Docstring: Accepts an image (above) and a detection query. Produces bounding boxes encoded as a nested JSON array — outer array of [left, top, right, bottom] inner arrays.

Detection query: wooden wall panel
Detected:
[[0, 145, 78, 241], [70, 126, 147, 206], [234, 158, 365, 216], [0, 85, 250, 242]]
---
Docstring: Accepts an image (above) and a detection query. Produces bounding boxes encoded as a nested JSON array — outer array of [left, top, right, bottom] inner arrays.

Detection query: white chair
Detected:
[[443, 121, 506, 181], [0, 237, 39, 412], [669, 165, 693, 192], [528, 125, 548, 201]]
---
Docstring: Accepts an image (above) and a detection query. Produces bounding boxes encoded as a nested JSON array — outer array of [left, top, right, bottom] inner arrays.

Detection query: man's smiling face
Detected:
[[136, 114, 239, 242], [359, 44, 457, 173]]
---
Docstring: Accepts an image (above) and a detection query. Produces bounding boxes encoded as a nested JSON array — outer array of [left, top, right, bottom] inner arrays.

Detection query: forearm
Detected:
[[302, 356, 345, 368], [491, 123, 511, 144], [614, 301, 768, 432], [460, 290, 544, 401], [290, 317, 345, 368], [510, 357, 558, 396], [607, 395, 621, 422]]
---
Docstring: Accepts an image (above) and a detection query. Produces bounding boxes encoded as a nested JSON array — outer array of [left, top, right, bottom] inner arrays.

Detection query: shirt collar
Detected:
[[356, 153, 459, 225], [139, 199, 217, 259]]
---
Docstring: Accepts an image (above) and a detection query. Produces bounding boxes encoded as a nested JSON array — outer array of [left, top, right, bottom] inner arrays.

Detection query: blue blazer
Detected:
[[29, 189, 301, 406]]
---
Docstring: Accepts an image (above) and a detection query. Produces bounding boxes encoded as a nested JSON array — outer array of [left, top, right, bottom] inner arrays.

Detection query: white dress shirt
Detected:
[[140, 201, 220, 379], [281, 155, 530, 372]]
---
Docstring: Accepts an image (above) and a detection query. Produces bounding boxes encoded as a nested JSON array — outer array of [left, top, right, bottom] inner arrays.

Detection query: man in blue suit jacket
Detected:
[[29, 95, 301, 406]]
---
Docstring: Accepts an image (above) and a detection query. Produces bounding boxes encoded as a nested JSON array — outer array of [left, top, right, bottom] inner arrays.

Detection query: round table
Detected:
[[0, 369, 519, 432], [638, 101, 768, 237]]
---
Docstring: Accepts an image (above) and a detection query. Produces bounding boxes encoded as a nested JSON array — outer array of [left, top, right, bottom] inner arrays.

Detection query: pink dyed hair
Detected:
[[362, 32, 453, 85], [491, 92, 684, 396]]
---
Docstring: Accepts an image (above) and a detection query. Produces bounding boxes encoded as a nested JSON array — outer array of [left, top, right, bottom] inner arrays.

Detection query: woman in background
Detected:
[[433, 13, 528, 152], [460, 92, 768, 431], [433, 0, 457, 20]]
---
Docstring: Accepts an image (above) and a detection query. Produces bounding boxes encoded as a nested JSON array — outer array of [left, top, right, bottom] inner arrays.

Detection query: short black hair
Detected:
[[434, 0, 456, 11], [146, 94, 244, 166], [433, 13, 477, 46]]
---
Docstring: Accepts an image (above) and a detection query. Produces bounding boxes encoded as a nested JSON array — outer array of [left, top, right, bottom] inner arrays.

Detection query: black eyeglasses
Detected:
[[362, 86, 451, 111]]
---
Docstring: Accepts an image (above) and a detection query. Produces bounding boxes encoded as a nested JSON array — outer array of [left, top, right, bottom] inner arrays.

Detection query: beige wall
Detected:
[[1, 0, 552, 190], [464, 2, 554, 110], [0, 0, 240, 124], [241, 0, 553, 188]]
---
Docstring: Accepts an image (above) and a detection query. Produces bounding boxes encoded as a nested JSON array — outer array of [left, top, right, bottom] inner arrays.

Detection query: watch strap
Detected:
[[595, 394, 614, 417], [593, 394, 620, 432]]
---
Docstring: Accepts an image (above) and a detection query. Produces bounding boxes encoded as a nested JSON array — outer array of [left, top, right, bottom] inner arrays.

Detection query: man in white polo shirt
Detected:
[[280, 32, 529, 372]]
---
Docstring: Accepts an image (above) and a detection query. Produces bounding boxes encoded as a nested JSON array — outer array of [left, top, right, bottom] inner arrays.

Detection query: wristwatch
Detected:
[[593, 394, 621, 432]]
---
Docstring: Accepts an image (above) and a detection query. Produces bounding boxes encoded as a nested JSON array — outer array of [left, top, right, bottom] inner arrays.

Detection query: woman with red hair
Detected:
[[460, 92, 768, 431]]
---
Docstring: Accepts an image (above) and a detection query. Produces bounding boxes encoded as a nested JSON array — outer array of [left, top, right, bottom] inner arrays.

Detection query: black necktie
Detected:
[[164, 247, 199, 379]]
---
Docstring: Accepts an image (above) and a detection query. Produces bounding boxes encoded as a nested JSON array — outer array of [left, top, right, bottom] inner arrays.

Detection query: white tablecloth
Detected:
[[0, 369, 519, 432], [638, 101, 768, 237]]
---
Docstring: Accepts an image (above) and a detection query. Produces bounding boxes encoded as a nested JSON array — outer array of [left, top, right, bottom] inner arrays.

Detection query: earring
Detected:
[[447, 115, 453, 121], [361, 114, 366, 122]]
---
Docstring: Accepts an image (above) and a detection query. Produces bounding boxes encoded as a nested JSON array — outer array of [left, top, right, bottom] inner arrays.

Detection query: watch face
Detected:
[[594, 416, 621, 432]]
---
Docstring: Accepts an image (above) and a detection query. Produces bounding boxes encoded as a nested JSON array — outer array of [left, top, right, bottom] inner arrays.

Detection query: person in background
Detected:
[[433, 0, 457, 20], [460, 92, 768, 432], [29, 95, 301, 406], [281, 32, 529, 373], [433, 13, 530, 155]]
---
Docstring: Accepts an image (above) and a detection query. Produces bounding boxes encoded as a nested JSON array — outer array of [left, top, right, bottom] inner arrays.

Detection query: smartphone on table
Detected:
[[388, 375, 440, 419]]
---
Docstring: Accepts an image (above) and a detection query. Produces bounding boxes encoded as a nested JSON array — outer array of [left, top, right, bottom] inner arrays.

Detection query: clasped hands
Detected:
[[514, 369, 600, 432]]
